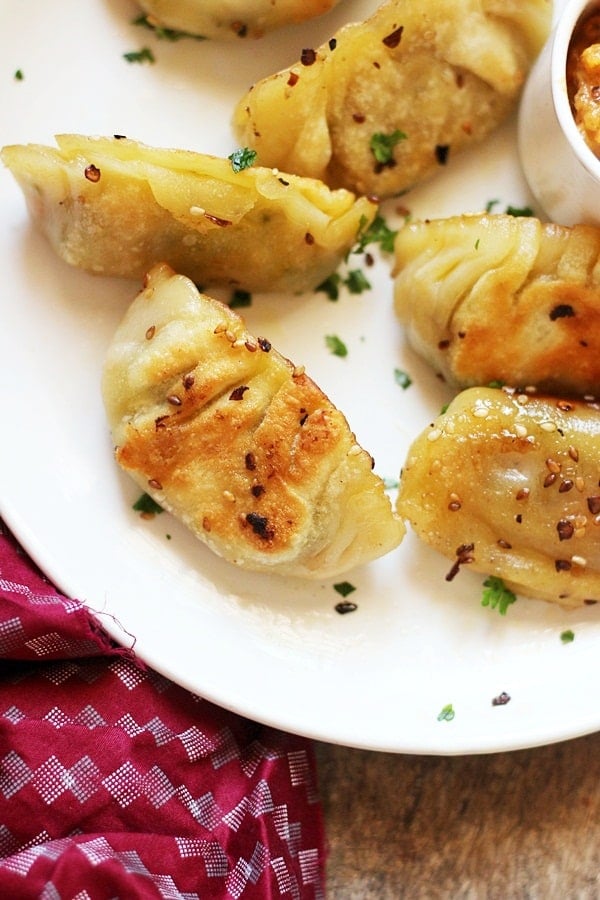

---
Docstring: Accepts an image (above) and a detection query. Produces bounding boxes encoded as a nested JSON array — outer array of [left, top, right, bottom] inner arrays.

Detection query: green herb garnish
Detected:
[[123, 47, 155, 64], [316, 273, 342, 300], [506, 205, 534, 218], [334, 581, 356, 598], [354, 213, 398, 254], [133, 493, 163, 515], [14, 69, 24, 81], [394, 368, 412, 390], [228, 147, 258, 173], [325, 334, 348, 357], [560, 629, 575, 644], [133, 13, 205, 41], [344, 269, 371, 294], [370, 129, 407, 165], [437, 703, 455, 722], [481, 576, 517, 615]]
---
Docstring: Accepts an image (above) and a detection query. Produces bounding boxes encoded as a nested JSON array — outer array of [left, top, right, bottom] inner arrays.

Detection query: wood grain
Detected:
[[315, 733, 600, 898]]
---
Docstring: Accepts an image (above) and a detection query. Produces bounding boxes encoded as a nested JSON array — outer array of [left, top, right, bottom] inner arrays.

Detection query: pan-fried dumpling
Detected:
[[393, 214, 600, 398], [102, 263, 405, 578], [397, 386, 600, 608], [233, 0, 552, 199], [135, 0, 342, 40], [0, 134, 376, 293]]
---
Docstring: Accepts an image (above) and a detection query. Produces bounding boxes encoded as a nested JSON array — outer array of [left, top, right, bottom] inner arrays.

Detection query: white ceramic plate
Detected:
[[2, 0, 596, 755]]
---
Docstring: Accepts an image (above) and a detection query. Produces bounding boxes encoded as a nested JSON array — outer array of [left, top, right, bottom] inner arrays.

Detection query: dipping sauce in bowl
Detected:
[[567, 5, 600, 156], [518, 0, 600, 226]]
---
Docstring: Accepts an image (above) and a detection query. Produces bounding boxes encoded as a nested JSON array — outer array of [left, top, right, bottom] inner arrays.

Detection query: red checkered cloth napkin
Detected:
[[0, 520, 326, 899]]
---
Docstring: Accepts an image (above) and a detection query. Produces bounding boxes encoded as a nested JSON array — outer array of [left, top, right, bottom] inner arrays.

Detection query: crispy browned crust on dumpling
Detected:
[[397, 386, 600, 608], [0, 134, 376, 293], [393, 214, 600, 398], [233, 0, 552, 199], [136, 0, 341, 39], [102, 263, 405, 578]]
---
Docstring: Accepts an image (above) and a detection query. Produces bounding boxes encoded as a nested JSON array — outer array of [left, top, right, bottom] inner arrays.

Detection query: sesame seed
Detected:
[[293, 365, 306, 377], [576, 477, 585, 492], [472, 405, 490, 418], [145, 325, 156, 340], [540, 421, 557, 432], [572, 555, 587, 567], [189, 206, 205, 216], [516, 487, 530, 500], [517, 394, 530, 404], [214, 322, 228, 334], [544, 472, 557, 487], [546, 458, 561, 474], [515, 424, 528, 438], [568, 446, 580, 462], [347, 444, 362, 457], [427, 427, 442, 442], [223, 490, 235, 502], [225, 330, 237, 343], [245, 340, 258, 352]]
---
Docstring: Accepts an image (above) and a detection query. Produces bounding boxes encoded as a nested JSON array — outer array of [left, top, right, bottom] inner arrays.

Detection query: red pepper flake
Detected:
[[335, 601, 358, 614], [204, 213, 232, 227], [84, 164, 101, 183], [550, 304, 575, 320], [382, 25, 403, 48], [251, 484, 265, 498], [353, 113, 366, 123], [229, 385, 249, 401], [245, 452, 257, 471], [305, 232, 315, 245], [492, 692, 511, 706], [555, 559, 572, 572], [287, 71, 300, 87], [245, 512, 274, 540], [438, 339, 450, 350], [300, 48, 317, 66]]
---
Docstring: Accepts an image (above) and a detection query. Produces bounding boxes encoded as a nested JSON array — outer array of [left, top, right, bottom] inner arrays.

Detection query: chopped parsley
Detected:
[[370, 129, 407, 165], [437, 703, 455, 722], [344, 268, 371, 294], [123, 47, 155, 64], [317, 273, 342, 300], [334, 581, 356, 597], [481, 576, 517, 615], [133, 493, 163, 515], [229, 289, 252, 308], [506, 204, 534, 218], [325, 334, 348, 357], [14, 69, 24, 81], [228, 147, 258, 173], [485, 198, 500, 213], [394, 368, 412, 390], [560, 629, 575, 643], [133, 13, 205, 41], [354, 213, 398, 254]]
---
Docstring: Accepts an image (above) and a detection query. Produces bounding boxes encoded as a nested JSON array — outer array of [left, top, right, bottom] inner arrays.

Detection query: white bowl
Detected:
[[518, 0, 600, 225]]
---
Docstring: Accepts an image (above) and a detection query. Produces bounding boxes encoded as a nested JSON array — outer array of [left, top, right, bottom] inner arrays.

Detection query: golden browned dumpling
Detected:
[[393, 213, 600, 398], [0, 134, 376, 293], [233, 0, 552, 199], [397, 386, 600, 608], [102, 263, 405, 578], [136, 0, 342, 39]]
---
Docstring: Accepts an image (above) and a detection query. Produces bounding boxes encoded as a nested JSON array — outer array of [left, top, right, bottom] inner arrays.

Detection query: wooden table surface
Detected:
[[315, 732, 600, 898]]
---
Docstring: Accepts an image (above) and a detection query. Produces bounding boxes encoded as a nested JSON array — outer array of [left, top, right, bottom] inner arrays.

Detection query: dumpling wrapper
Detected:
[[233, 0, 552, 199], [102, 263, 405, 578], [393, 213, 600, 398], [1, 134, 376, 293], [397, 386, 600, 608], [135, 0, 342, 40]]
